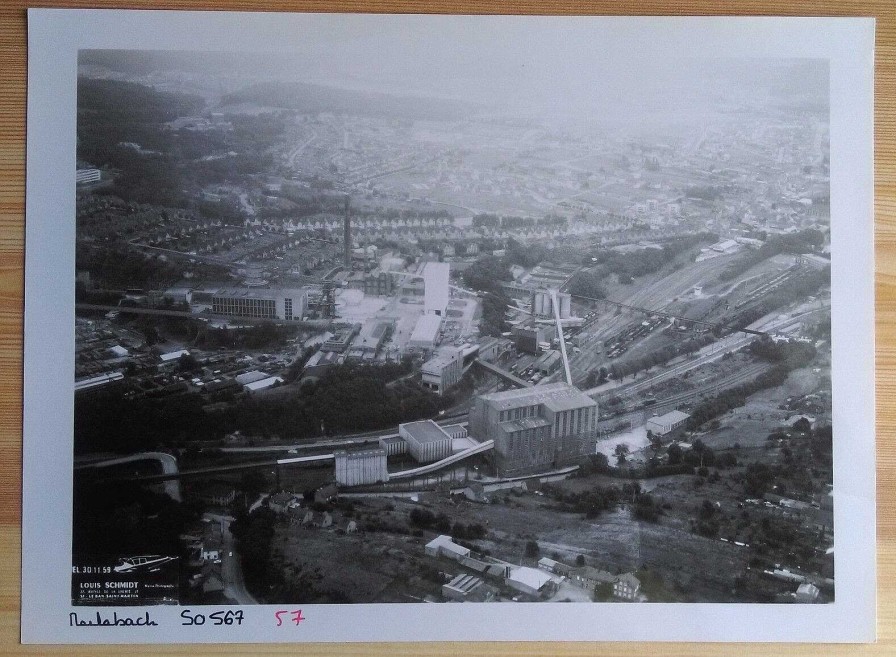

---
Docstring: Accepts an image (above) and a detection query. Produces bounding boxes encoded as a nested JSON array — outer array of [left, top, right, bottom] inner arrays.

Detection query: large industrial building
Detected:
[[398, 420, 453, 463], [334, 448, 388, 486], [423, 262, 450, 316], [362, 268, 396, 296], [646, 410, 691, 437], [211, 286, 307, 321], [512, 323, 553, 355], [408, 314, 443, 351], [420, 348, 463, 395], [469, 383, 598, 476], [347, 320, 393, 360], [531, 291, 571, 319]]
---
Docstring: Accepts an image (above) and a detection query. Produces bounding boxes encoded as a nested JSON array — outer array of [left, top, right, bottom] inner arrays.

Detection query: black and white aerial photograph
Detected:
[[70, 35, 835, 609]]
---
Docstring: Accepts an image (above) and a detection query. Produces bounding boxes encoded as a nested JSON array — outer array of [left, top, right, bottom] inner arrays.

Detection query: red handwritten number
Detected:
[[275, 610, 305, 626]]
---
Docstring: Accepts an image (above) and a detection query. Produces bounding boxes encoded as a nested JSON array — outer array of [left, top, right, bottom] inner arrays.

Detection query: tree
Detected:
[[614, 443, 630, 465], [575, 554, 586, 567], [178, 353, 201, 373], [524, 540, 540, 559], [667, 443, 683, 465]]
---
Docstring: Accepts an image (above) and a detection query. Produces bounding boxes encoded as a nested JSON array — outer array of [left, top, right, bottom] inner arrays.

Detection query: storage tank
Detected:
[[534, 291, 551, 317], [559, 293, 572, 319]]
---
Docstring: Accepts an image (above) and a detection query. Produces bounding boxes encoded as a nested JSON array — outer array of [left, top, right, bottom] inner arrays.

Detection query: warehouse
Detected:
[[408, 314, 442, 351], [646, 410, 691, 436], [441, 574, 489, 602], [211, 286, 307, 321], [424, 535, 471, 561], [506, 566, 554, 598], [535, 349, 562, 376], [421, 348, 463, 395], [398, 420, 453, 463]]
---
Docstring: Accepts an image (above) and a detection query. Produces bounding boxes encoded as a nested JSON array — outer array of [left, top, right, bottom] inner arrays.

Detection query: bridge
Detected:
[[550, 289, 574, 385], [387, 440, 495, 480], [276, 453, 335, 466], [472, 359, 532, 388]]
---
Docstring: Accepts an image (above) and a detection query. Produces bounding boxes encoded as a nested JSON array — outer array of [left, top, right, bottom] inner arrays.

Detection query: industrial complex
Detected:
[[73, 51, 835, 608]]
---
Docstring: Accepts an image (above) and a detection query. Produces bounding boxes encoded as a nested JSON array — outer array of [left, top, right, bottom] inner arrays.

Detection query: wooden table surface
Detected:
[[2, 1, 893, 655]]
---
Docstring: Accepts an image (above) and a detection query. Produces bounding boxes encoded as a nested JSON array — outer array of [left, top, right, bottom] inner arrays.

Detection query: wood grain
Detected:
[[2, 1, 894, 654]]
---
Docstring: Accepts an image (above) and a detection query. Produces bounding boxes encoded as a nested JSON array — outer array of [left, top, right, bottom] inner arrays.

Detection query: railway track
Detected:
[[598, 362, 772, 425]]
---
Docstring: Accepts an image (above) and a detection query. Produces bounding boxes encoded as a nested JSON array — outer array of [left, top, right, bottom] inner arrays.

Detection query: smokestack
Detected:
[[343, 195, 351, 269]]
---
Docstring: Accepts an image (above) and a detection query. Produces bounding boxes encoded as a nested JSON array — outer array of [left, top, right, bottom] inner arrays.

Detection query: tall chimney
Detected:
[[343, 195, 351, 269]]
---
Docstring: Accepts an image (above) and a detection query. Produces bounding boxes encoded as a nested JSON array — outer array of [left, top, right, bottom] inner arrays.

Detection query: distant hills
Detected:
[[219, 80, 472, 122]]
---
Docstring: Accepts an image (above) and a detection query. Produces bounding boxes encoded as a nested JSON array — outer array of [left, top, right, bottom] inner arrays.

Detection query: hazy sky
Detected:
[[81, 16, 829, 124]]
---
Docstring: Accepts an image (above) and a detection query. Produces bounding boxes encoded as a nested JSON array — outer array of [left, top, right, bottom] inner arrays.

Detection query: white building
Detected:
[[506, 566, 554, 597], [424, 535, 471, 561], [409, 314, 442, 351], [421, 348, 463, 395], [334, 449, 388, 486], [212, 286, 307, 321], [423, 262, 450, 316], [646, 410, 690, 436], [399, 420, 453, 463]]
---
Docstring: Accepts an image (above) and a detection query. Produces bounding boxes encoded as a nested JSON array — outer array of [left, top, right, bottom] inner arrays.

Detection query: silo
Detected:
[[559, 293, 572, 319]]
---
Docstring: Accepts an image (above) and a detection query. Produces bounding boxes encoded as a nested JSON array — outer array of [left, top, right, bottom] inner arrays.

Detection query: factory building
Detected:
[[321, 324, 361, 353], [423, 262, 450, 316], [442, 574, 490, 602], [398, 420, 453, 463], [334, 448, 388, 487], [378, 435, 408, 457], [646, 410, 691, 436], [440, 424, 468, 440], [408, 314, 442, 351], [506, 567, 555, 598], [347, 320, 393, 360], [421, 348, 463, 395], [424, 535, 471, 561], [535, 349, 563, 376], [531, 291, 572, 319], [363, 268, 396, 296], [512, 323, 552, 355], [212, 287, 307, 321], [477, 336, 513, 364], [469, 383, 598, 477]]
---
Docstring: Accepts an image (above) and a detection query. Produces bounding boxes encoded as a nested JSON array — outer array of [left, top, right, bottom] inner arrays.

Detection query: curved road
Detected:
[[75, 451, 181, 501]]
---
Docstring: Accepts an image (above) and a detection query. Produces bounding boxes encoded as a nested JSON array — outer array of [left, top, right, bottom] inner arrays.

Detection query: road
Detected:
[[75, 451, 182, 501], [206, 513, 258, 605]]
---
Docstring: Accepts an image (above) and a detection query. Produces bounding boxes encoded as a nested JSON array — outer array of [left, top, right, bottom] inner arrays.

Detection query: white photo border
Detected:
[[23, 9, 876, 644]]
